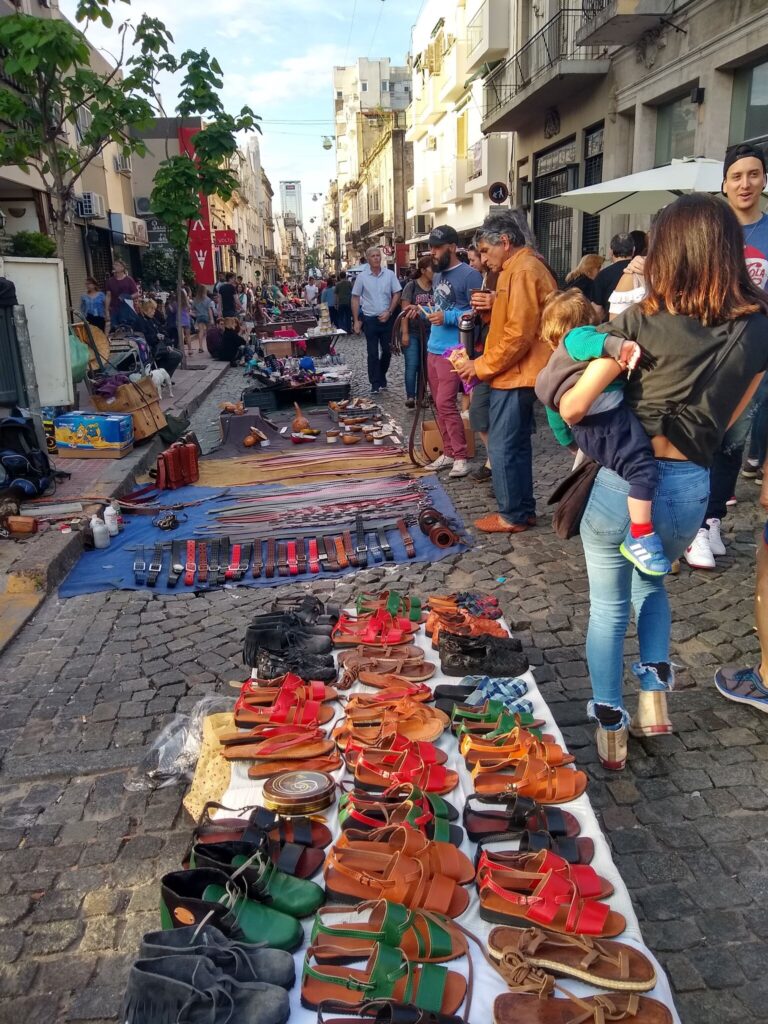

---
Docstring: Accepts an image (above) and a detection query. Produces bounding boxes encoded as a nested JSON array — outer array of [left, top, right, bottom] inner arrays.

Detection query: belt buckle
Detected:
[[148, 560, 162, 575], [172, 562, 184, 574], [356, 545, 368, 557]]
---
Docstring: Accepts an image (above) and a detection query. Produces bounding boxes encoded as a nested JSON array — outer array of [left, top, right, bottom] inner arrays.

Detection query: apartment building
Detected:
[[474, 0, 768, 280], [333, 58, 413, 268], [405, 0, 512, 256]]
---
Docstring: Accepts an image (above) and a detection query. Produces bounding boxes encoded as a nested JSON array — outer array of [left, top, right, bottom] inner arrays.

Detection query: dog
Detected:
[[144, 364, 173, 398]]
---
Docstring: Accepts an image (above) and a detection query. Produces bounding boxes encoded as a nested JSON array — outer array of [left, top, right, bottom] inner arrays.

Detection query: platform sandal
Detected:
[[487, 926, 656, 992], [478, 870, 625, 937], [311, 899, 467, 962], [301, 942, 467, 1014]]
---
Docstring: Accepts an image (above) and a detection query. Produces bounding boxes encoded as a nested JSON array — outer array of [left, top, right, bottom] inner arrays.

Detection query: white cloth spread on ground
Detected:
[[213, 618, 680, 1024]]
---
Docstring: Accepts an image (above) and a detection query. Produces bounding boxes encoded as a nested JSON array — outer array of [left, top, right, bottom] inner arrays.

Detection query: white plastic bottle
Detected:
[[103, 504, 119, 537], [90, 514, 110, 549]]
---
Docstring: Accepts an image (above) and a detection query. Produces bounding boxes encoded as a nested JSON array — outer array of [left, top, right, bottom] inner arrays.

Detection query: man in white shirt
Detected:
[[303, 280, 319, 306], [351, 247, 402, 393]]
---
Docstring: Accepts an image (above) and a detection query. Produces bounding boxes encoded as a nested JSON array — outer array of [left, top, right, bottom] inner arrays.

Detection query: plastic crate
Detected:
[[242, 385, 279, 411], [315, 381, 352, 403]]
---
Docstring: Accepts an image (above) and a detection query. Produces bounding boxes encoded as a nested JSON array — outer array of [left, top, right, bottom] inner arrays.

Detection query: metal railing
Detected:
[[467, 1, 487, 61], [484, 9, 604, 121], [369, 212, 384, 231], [581, 0, 613, 17]]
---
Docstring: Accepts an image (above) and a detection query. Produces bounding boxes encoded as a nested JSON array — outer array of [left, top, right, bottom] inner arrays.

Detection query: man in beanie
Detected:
[[425, 224, 483, 478]]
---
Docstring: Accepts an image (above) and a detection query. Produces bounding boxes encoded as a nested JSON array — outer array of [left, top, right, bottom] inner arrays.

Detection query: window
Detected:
[[361, 81, 368, 93], [731, 58, 768, 145], [404, 83, 410, 92], [336, 90, 343, 99], [382, 81, 390, 92], [582, 124, 604, 256], [655, 95, 697, 166]]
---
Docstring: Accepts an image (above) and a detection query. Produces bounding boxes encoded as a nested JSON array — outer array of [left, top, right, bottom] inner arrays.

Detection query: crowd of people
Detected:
[[347, 142, 768, 771]]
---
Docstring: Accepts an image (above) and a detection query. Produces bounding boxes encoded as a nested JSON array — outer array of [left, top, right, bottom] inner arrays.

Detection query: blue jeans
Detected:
[[403, 330, 421, 399], [580, 461, 709, 725], [488, 387, 536, 525], [362, 315, 392, 390], [748, 373, 768, 466]]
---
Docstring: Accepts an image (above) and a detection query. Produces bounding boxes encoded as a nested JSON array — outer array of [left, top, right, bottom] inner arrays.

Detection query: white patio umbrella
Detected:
[[538, 158, 728, 216]]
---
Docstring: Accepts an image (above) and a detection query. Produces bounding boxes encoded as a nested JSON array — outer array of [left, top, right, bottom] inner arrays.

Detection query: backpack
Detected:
[[0, 415, 53, 498]]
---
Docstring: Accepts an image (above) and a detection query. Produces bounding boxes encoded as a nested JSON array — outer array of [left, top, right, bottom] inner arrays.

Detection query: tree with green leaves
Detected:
[[0, 1, 260, 367]]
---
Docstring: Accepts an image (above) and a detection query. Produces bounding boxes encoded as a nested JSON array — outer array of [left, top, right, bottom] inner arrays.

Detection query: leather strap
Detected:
[[252, 540, 263, 578], [355, 512, 368, 568], [277, 541, 289, 577], [286, 541, 299, 575], [265, 538, 276, 578], [296, 538, 307, 575], [235, 542, 252, 580], [209, 539, 220, 582], [184, 540, 196, 586], [133, 544, 146, 586], [377, 526, 394, 562], [368, 532, 383, 562], [217, 538, 229, 585], [147, 541, 164, 587], [308, 538, 320, 573], [335, 535, 349, 569], [342, 530, 355, 567], [197, 542, 209, 584], [397, 518, 416, 558], [168, 539, 184, 588], [225, 543, 241, 580], [323, 535, 339, 571]]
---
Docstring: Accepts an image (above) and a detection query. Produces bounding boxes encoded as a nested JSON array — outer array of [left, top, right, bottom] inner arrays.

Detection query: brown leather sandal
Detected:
[[487, 926, 657, 991], [472, 757, 587, 804], [334, 825, 474, 884]]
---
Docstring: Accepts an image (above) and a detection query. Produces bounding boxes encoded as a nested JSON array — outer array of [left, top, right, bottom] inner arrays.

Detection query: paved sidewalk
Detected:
[[0, 337, 766, 1022], [0, 355, 229, 653]]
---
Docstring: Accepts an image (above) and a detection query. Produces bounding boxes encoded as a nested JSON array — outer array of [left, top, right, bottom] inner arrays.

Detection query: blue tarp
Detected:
[[59, 475, 468, 598]]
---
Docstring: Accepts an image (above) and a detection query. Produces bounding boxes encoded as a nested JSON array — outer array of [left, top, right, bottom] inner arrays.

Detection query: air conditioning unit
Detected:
[[425, 136, 437, 151], [114, 153, 133, 175], [414, 214, 433, 235], [134, 196, 153, 216], [76, 192, 106, 219]]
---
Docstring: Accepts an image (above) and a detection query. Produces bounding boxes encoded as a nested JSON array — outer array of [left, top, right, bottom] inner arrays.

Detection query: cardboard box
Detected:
[[422, 418, 475, 460], [54, 412, 134, 459], [261, 339, 293, 358]]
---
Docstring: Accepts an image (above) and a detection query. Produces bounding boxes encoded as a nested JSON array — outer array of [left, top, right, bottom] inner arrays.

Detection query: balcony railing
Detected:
[[484, 9, 604, 122], [369, 212, 384, 232]]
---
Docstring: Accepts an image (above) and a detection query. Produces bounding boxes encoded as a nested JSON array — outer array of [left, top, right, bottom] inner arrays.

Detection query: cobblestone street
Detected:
[[1, 334, 766, 1023]]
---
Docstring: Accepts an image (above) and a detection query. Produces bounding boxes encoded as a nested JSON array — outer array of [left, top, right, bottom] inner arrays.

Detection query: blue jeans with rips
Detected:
[[580, 461, 709, 727]]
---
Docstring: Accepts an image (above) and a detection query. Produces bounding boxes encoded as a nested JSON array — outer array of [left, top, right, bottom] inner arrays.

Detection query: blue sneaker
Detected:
[[714, 665, 768, 711], [463, 676, 529, 706], [619, 530, 671, 576]]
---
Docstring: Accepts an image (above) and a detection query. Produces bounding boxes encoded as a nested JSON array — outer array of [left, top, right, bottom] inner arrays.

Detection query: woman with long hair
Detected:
[[399, 254, 434, 409], [558, 194, 768, 769], [565, 253, 604, 301]]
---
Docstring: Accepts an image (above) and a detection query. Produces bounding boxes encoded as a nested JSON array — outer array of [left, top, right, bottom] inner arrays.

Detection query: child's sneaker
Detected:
[[619, 531, 671, 576]]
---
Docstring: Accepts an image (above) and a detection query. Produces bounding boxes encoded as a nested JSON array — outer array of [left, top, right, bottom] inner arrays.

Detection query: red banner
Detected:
[[178, 125, 215, 286], [214, 229, 237, 246]]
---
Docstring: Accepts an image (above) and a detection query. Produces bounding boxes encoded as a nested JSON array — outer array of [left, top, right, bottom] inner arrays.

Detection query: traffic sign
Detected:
[[489, 181, 509, 204]]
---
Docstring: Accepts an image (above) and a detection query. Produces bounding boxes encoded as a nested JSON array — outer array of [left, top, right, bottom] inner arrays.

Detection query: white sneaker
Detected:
[[448, 458, 470, 478], [684, 528, 716, 569], [428, 454, 454, 471], [706, 517, 726, 556]]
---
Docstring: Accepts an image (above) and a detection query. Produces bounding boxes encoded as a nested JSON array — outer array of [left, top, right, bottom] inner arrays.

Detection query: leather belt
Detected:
[[197, 541, 209, 585], [368, 532, 382, 563], [265, 538, 276, 578], [377, 526, 394, 562], [168, 539, 184, 587], [355, 513, 368, 568], [335, 535, 349, 569], [397, 518, 416, 558], [217, 539, 229, 585], [322, 535, 339, 571], [296, 538, 307, 575], [235, 542, 252, 581], [277, 541, 289, 577], [286, 541, 299, 575], [147, 541, 164, 587], [252, 540, 263, 578], [342, 530, 355, 567], [308, 538, 320, 573], [225, 543, 241, 580], [133, 544, 146, 586], [184, 540, 196, 585]]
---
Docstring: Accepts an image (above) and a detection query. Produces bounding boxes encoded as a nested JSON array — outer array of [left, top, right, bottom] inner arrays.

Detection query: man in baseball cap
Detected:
[[423, 224, 483, 478]]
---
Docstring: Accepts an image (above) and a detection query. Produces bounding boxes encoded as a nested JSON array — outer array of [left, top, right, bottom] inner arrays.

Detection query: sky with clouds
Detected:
[[60, 0, 420, 229]]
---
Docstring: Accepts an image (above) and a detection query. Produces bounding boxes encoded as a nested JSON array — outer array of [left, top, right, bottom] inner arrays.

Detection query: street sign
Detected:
[[214, 229, 237, 246], [489, 181, 509, 204]]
